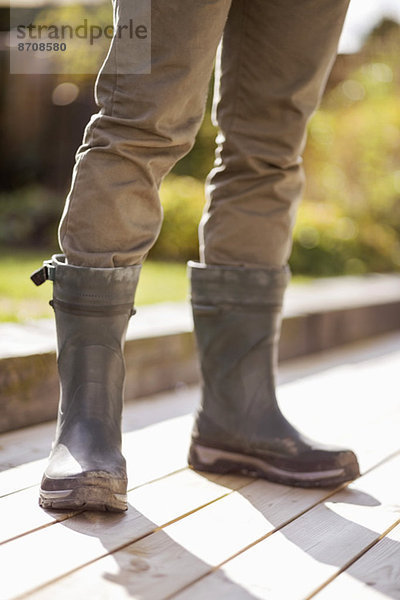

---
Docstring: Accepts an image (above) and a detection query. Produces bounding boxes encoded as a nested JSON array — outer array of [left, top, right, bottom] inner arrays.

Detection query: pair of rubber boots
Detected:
[[32, 255, 360, 512]]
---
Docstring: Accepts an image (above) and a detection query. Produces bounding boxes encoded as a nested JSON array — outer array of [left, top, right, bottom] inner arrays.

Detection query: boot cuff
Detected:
[[188, 262, 290, 306], [52, 255, 141, 306]]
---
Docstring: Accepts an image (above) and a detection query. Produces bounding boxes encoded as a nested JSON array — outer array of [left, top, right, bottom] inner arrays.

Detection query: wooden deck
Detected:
[[1, 333, 400, 600]]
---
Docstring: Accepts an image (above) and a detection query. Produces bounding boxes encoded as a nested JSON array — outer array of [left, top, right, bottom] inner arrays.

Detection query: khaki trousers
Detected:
[[59, 0, 349, 268]]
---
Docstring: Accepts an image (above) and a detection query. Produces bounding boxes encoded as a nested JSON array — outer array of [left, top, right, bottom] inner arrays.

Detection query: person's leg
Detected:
[[33, 0, 233, 511], [200, 0, 350, 268], [188, 0, 361, 487], [59, 0, 232, 268]]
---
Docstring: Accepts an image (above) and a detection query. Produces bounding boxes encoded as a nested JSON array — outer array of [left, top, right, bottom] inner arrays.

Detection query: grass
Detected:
[[0, 248, 189, 323], [136, 261, 189, 305]]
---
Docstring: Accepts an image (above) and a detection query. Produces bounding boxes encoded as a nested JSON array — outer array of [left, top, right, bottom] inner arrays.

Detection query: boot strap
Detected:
[[30, 261, 56, 286], [50, 298, 136, 317]]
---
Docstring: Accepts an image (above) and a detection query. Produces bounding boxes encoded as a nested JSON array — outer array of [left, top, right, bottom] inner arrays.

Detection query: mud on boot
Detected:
[[31, 255, 141, 512], [187, 262, 360, 488]]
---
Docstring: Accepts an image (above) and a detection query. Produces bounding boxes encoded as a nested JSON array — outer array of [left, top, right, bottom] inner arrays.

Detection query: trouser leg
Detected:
[[59, 0, 231, 268], [200, 0, 350, 268]]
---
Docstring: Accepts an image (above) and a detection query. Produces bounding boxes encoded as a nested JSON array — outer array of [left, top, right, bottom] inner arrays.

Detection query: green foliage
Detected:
[[149, 175, 205, 262], [292, 38, 400, 275], [34, 3, 113, 74], [0, 186, 64, 248]]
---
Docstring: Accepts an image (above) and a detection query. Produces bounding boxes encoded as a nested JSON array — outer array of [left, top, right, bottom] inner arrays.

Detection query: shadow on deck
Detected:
[[1, 332, 400, 599]]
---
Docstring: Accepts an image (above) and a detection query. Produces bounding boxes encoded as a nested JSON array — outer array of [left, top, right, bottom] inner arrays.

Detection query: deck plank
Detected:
[[310, 522, 400, 600], [0, 386, 184, 483], [0, 486, 74, 545], [25, 452, 400, 600], [171, 453, 400, 600], [0, 413, 197, 546], [0, 413, 192, 499], [0, 468, 250, 598], [1, 333, 399, 600], [276, 342, 400, 474], [2, 351, 398, 550], [2, 332, 398, 494], [23, 478, 335, 600]]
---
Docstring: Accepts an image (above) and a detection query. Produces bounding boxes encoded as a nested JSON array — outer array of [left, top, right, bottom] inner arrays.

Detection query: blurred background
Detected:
[[1, 0, 400, 321]]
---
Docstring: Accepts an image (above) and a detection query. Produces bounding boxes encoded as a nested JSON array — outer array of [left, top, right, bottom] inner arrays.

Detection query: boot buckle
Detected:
[[30, 261, 56, 286]]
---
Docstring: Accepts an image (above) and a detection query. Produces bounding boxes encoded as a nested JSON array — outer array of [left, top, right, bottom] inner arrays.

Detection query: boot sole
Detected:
[[39, 486, 127, 512], [189, 442, 360, 488]]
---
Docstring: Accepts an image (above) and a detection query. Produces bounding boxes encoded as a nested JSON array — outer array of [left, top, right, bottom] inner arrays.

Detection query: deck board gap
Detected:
[[165, 484, 350, 600], [0, 467, 226, 546], [167, 453, 400, 600], [17, 526, 159, 600], [0, 510, 84, 547], [7, 473, 252, 598], [305, 517, 400, 600]]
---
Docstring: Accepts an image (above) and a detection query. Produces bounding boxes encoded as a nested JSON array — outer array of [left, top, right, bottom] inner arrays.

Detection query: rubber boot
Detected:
[[31, 255, 141, 511], [187, 262, 360, 488]]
